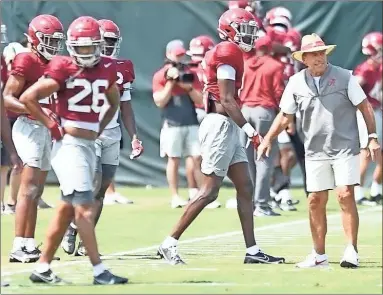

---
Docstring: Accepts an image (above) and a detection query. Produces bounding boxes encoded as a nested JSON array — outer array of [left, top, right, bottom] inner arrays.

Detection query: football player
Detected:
[[157, 8, 285, 265], [21, 16, 127, 285], [354, 31, 383, 205], [61, 18, 143, 257], [3, 15, 64, 263]]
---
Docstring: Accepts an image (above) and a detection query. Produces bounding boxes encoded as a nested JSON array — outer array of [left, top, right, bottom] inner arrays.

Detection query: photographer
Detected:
[[152, 40, 203, 208]]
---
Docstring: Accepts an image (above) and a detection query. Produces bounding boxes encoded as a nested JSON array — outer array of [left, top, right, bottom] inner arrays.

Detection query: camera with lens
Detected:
[[165, 61, 195, 83]]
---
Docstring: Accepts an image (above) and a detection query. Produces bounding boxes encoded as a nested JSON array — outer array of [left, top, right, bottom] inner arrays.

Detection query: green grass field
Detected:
[[1, 186, 382, 294]]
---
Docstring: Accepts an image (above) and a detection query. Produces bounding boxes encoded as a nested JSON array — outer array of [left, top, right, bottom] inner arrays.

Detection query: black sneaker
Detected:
[[61, 226, 77, 255], [357, 197, 377, 206], [74, 241, 87, 257], [25, 245, 60, 261], [30, 269, 62, 284], [93, 270, 128, 285], [279, 200, 297, 212], [370, 194, 382, 205], [158, 244, 186, 265], [244, 251, 285, 264], [254, 206, 281, 217]]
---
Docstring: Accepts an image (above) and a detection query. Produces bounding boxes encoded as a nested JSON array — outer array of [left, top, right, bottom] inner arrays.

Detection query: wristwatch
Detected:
[[368, 133, 378, 139]]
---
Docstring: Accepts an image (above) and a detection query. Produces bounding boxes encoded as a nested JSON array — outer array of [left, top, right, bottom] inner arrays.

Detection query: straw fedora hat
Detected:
[[292, 33, 336, 63]]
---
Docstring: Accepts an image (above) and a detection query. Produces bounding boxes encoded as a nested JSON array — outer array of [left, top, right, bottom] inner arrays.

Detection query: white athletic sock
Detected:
[[247, 245, 260, 255], [25, 238, 36, 252], [279, 189, 292, 203], [93, 263, 107, 277], [354, 186, 365, 201], [188, 188, 199, 200], [162, 236, 178, 248], [35, 262, 50, 274], [370, 181, 382, 197], [12, 237, 25, 252], [70, 222, 77, 230]]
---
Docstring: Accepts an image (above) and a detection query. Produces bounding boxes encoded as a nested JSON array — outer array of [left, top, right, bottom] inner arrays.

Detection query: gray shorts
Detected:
[[160, 122, 200, 158], [12, 116, 52, 171], [199, 113, 247, 177], [51, 134, 96, 199], [95, 127, 121, 172]]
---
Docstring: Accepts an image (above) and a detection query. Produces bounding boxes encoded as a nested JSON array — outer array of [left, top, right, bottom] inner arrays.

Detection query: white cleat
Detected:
[[171, 196, 188, 209], [206, 200, 221, 209], [110, 192, 134, 204], [340, 244, 359, 268], [103, 194, 117, 205], [225, 197, 237, 209], [296, 250, 329, 268]]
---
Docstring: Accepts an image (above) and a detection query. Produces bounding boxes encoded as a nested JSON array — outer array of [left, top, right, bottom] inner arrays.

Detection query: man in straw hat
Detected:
[[257, 33, 381, 268]]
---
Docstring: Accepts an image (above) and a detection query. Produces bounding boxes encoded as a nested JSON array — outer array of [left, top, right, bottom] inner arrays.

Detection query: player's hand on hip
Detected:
[[257, 138, 272, 161], [130, 138, 144, 159], [368, 138, 381, 162]]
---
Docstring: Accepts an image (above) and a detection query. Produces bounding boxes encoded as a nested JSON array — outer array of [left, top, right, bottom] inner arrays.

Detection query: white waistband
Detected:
[[61, 118, 99, 133]]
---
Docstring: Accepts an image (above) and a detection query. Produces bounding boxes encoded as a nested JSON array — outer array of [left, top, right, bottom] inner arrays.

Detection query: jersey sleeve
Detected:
[[279, 77, 298, 114], [348, 75, 367, 106], [152, 68, 166, 93], [125, 60, 135, 82], [214, 42, 243, 70], [120, 60, 134, 101], [44, 56, 70, 90], [9, 53, 32, 78], [108, 60, 117, 88]]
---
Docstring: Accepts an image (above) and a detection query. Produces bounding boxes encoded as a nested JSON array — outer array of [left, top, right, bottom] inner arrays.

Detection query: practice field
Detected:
[[1, 186, 382, 294]]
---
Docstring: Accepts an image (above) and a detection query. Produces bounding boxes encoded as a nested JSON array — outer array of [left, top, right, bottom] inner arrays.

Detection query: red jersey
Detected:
[[1, 56, 7, 90], [202, 41, 244, 110], [354, 60, 382, 109], [9, 52, 50, 120], [115, 59, 135, 97], [45, 56, 117, 123]]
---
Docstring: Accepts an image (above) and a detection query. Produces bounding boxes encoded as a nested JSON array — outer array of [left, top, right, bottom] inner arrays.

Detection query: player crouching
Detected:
[[20, 16, 127, 285]]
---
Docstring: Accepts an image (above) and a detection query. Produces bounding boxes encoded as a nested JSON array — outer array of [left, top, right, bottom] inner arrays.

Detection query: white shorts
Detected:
[[278, 130, 291, 145], [51, 134, 96, 196], [199, 113, 247, 177], [95, 127, 121, 171], [12, 116, 52, 171], [160, 122, 200, 158], [196, 108, 207, 124], [357, 108, 382, 148], [305, 154, 360, 192]]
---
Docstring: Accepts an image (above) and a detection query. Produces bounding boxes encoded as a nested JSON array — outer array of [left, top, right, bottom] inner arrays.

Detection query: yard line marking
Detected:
[[1, 207, 381, 277]]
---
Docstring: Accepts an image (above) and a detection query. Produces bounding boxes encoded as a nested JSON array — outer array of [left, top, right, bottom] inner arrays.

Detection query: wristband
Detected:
[[241, 122, 256, 138]]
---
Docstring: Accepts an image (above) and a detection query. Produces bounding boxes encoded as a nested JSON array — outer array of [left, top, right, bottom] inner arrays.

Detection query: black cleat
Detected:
[[158, 244, 186, 265], [74, 241, 87, 257], [93, 270, 128, 285], [30, 269, 62, 284], [244, 251, 285, 264], [25, 245, 60, 261]]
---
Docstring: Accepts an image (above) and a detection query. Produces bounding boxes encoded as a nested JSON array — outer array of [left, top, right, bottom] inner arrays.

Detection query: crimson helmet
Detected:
[[98, 19, 122, 58], [26, 14, 64, 60], [218, 8, 259, 52], [362, 32, 382, 61], [66, 16, 103, 68], [187, 35, 215, 62]]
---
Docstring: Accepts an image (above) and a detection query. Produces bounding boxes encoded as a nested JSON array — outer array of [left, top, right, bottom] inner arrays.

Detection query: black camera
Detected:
[[165, 61, 195, 83]]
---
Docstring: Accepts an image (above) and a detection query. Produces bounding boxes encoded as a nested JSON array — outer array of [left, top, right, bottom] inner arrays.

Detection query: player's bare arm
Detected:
[[98, 82, 120, 135], [120, 100, 137, 140], [19, 77, 59, 127], [153, 80, 176, 108], [217, 78, 247, 127], [3, 75, 29, 114], [178, 82, 203, 105], [0, 96, 22, 172]]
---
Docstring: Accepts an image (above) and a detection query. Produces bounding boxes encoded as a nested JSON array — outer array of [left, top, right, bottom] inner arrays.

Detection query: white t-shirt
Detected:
[[217, 64, 236, 80]]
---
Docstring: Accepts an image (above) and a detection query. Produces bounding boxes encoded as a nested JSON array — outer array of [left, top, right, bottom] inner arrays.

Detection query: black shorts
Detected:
[[1, 118, 17, 167]]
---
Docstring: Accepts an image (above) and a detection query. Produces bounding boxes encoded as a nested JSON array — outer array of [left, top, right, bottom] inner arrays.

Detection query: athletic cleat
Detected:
[[296, 250, 329, 268], [93, 270, 128, 285], [61, 226, 77, 255], [340, 245, 359, 268], [74, 241, 87, 257], [25, 245, 60, 261], [30, 269, 62, 284], [158, 244, 186, 265], [38, 198, 53, 209], [370, 194, 382, 205], [171, 196, 188, 209], [2, 204, 15, 215], [254, 206, 281, 217], [9, 249, 34, 263], [244, 251, 285, 264], [206, 200, 221, 209], [279, 200, 297, 211], [357, 197, 377, 206], [112, 192, 134, 204]]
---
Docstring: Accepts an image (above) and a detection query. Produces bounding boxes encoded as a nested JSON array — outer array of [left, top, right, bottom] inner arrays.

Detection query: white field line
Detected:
[[1, 207, 381, 277]]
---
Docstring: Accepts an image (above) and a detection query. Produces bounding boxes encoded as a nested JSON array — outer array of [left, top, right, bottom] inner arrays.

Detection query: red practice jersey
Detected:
[[9, 52, 50, 119], [354, 60, 382, 109], [202, 41, 244, 111], [45, 56, 117, 123], [115, 59, 135, 97]]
